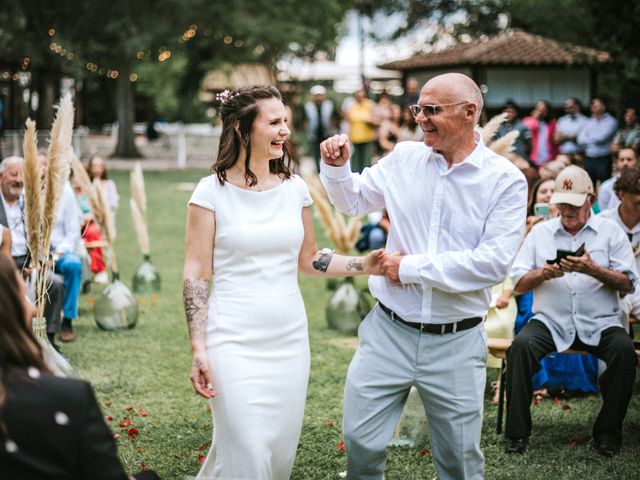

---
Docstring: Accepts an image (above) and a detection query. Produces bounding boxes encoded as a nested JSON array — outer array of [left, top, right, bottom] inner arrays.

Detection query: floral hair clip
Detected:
[[216, 89, 239, 104]]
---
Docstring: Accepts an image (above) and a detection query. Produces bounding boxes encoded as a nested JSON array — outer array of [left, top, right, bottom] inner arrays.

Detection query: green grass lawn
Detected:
[[62, 169, 640, 479]]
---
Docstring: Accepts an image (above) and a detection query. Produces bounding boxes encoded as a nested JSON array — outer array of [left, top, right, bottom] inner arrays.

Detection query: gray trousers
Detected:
[[344, 305, 487, 480]]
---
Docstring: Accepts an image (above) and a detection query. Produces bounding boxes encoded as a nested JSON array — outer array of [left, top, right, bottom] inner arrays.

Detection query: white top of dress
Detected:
[[189, 173, 312, 297], [320, 136, 528, 323]]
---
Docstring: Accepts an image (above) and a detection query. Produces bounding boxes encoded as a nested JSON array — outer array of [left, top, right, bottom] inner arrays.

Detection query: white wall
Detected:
[[483, 67, 591, 108]]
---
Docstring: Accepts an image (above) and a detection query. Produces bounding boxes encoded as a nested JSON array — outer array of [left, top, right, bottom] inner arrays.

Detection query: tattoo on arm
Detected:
[[183, 277, 209, 343], [312, 249, 334, 273], [346, 259, 364, 272]]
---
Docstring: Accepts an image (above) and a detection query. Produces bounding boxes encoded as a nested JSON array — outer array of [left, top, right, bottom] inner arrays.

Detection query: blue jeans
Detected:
[[54, 252, 82, 320]]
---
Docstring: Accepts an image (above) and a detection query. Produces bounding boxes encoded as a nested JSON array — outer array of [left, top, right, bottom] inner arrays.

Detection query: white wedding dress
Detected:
[[189, 174, 312, 480]]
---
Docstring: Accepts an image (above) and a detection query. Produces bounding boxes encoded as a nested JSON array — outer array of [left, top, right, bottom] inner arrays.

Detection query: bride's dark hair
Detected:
[[213, 85, 294, 186]]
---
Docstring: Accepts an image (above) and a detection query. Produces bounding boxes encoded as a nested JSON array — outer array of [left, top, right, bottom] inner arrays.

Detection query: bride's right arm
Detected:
[[183, 204, 216, 399]]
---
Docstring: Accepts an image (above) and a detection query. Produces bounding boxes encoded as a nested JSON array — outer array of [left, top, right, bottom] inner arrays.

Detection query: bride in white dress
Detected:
[[183, 85, 384, 480]]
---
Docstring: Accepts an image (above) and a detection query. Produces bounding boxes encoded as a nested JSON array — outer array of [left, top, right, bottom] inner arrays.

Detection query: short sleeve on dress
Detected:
[[189, 175, 217, 212], [294, 175, 313, 207]]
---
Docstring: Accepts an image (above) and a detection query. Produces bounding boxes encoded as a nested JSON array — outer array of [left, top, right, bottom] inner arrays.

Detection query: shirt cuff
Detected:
[[398, 254, 423, 285], [319, 160, 352, 180]]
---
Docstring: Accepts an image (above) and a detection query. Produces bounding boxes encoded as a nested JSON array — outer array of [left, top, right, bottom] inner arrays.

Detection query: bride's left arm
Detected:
[[298, 207, 386, 277]]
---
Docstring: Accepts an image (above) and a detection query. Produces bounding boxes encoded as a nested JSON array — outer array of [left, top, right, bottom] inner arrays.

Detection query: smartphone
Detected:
[[533, 203, 550, 219], [546, 242, 586, 264]]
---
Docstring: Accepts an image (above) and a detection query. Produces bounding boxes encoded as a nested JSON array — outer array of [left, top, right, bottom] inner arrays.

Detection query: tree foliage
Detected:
[[361, 0, 640, 110], [0, 0, 350, 156]]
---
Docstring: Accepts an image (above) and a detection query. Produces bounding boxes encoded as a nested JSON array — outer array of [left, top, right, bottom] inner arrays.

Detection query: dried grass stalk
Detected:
[[93, 179, 119, 273], [305, 173, 361, 254], [489, 130, 519, 157], [129, 162, 150, 255], [22, 120, 42, 269], [130, 198, 150, 255], [481, 112, 507, 145], [130, 162, 147, 216]]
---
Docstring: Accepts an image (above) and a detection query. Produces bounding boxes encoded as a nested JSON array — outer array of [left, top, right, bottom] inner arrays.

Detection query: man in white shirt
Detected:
[[600, 167, 640, 331], [0, 156, 65, 347], [506, 165, 637, 457], [320, 73, 528, 480], [597, 148, 638, 211], [38, 153, 83, 343], [553, 97, 588, 162]]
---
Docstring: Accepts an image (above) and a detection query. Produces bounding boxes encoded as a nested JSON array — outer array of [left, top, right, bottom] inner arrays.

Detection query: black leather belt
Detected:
[[379, 302, 482, 335]]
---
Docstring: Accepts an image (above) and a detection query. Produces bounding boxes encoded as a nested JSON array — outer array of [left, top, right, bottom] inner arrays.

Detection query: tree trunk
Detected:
[[36, 73, 56, 130], [112, 64, 140, 158]]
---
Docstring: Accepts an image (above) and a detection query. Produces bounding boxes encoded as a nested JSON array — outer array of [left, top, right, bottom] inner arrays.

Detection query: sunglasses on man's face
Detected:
[[409, 101, 468, 118]]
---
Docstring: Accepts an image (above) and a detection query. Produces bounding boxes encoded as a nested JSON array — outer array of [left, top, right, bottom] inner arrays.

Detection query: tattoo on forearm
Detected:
[[346, 259, 364, 272], [312, 250, 334, 273], [183, 277, 209, 341]]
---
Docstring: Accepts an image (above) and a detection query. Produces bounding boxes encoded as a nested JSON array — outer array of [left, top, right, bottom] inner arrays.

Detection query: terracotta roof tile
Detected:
[[379, 29, 610, 70]]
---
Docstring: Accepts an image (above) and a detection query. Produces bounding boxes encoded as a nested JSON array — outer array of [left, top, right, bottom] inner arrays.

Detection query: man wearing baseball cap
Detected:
[[505, 165, 638, 457]]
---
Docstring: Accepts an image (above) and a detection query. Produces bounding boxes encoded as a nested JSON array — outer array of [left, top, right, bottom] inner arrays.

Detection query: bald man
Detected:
[[320, 73, 528, 479]]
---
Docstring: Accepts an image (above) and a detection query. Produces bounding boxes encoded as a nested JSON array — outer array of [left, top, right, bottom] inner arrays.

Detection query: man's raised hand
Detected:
[[320, 134, 351, 166]]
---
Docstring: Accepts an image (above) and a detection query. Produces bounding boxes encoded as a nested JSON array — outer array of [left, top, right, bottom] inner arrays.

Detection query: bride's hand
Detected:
[[191, 350, 216, 399], [364, 248, 387, 276]]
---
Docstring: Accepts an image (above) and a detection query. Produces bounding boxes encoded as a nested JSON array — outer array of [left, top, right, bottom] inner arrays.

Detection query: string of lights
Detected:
[[1, 24, 259, 83]]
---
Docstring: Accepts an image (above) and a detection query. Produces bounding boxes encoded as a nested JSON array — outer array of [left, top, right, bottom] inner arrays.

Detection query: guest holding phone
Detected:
[[505, 165, 638, 457]]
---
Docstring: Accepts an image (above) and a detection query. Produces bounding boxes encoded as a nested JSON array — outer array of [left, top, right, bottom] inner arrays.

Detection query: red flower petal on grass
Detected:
[[140, 463, 149, 471], [552, 397, 561, 404], [198, 442, 210, 451], [417, 449, 431, 456], [104, 401, 112, 407], [119, 419, 132, 427], [105, 415, 113, 422], [199, 455, 206, 464], [568, 439, 577, 447], [326, 421, 334, 427], [140, 410, 148, 417], [338, 440, 346, 452], [206, 405, 212, 413], [562, 404, 571, 410], [137, 446, 145, 453], [533, 397, 539, 406], [124, 405, 134, 411], [128, 427, 139, 439], [113, 433, 121, 440]]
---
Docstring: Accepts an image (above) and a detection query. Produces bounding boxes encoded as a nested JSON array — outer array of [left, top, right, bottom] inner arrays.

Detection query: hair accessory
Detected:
[[216, 89, 240, 105]]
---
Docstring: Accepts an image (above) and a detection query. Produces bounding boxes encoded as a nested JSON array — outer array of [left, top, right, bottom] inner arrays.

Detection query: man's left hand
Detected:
[[559, 249, 595, 275], [382, 251, 404, 282]]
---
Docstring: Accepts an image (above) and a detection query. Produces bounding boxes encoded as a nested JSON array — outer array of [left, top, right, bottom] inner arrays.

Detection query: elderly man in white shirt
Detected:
[[506, 165, 637, 458], [320, 73, 528, 480]]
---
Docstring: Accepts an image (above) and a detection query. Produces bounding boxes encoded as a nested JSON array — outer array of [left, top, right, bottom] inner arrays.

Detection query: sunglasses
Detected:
[[408, 101, 468, 118]]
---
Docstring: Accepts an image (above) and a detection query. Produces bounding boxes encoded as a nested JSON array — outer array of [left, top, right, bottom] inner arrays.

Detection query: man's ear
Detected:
[[465, 103, 477, 123]]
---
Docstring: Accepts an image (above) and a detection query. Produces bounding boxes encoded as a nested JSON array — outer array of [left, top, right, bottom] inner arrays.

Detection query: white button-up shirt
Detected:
[[510, 214, 637, 350], [50, 181, 81, 254], [0, 191, 28, 257], [320, 137, 528, 323], [600, 207, 640, 271]]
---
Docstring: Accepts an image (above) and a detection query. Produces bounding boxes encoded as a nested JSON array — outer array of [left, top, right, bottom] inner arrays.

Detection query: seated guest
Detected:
[[0, 253, 158, 480], [39, 153, 83, 343], [598, 148, 638, 211], [0, 156, 64, 348], [88, 155, 119, 212], [505, 165, 638, 457], [600, 167, 640, 331]]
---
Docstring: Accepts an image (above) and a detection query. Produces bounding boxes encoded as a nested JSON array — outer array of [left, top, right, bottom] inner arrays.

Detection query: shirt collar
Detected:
[[430, 131, 485, 170], [552, 211, 599, 235]]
